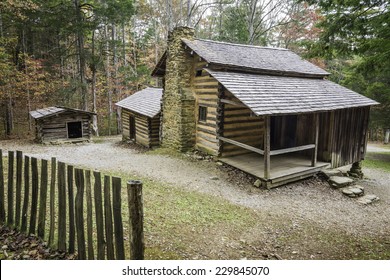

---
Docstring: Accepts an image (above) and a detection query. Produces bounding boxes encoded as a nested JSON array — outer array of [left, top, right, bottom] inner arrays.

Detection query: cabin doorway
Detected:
[[271, 115, 297, 150], [67, 121, 82, 138], [129, 116, 136, 140]]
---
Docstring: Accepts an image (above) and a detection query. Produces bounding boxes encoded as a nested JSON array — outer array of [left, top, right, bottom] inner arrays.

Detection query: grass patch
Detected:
[[91, 138, 106, 144], [1, 151, 390, 260], [108, 171, 257, 259], [363, 151, 390, 172], [274, 219, 390, 260]]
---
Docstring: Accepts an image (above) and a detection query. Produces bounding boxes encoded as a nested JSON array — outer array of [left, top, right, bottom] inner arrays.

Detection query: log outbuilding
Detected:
[[30, 106, 95, 144], [116, 87, 162, 147], [151, 27, 379, 188]]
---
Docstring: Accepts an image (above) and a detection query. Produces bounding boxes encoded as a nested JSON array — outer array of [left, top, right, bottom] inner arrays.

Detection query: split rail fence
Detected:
[[0, 149, 144, 260]]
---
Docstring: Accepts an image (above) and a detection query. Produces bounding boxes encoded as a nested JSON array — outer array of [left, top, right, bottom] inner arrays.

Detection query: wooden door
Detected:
[[129, 116, 136, 140]]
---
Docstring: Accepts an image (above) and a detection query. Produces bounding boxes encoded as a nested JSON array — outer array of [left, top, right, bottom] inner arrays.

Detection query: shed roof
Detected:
[[206, 69, 378, 116], [153, 38, 330, 78], [30, 106, 95, 120], [115, 87, 163, 118]]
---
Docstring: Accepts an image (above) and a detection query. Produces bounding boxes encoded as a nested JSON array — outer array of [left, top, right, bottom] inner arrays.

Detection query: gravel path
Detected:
[[1, 137, 389, 238], [367, 144, 390, 153]]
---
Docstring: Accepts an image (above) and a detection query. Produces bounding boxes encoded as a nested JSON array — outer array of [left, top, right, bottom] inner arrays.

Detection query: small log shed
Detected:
[[116, 87, 162, 147], [30, 106, 95, 144]]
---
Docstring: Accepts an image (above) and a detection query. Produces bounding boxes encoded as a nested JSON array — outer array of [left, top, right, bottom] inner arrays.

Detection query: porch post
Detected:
[[264, 116, 271, 179], [311, 113, 319, 167]]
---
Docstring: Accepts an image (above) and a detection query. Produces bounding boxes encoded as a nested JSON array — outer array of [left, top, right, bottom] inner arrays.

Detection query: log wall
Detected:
[[150, 116, 160, 147], [193, 58, 219, 155], [192, 56, 264, 156], [221, 90, 264, 157], [320, 107, 370, 168], [36, 112, 91, 143], [121, 109, 160, 148]]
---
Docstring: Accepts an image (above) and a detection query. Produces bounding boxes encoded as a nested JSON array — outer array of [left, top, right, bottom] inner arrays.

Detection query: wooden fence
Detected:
[[0, 149, 144, 260]]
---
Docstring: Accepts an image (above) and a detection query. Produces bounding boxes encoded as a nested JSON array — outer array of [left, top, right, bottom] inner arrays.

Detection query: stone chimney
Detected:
[[160, 27, 196, 151]]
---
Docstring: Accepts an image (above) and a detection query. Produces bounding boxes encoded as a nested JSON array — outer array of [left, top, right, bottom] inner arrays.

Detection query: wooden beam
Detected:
[[219, 136, 264, 155], [216, 84, 225, 157], [270, 144, 315, 156], [220, 99, 246, 108], [312, 113, 319, 167], [264, 116, 271, 179]]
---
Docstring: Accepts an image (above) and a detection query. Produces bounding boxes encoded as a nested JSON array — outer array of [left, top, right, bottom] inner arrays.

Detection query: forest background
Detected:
[[0, 0, 388, 141]]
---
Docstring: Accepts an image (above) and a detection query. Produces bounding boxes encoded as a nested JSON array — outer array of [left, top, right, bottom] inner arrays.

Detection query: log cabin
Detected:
[[30, 106, 95, 144], [151, 27, 378, 188], [116, 87, 162, 147]]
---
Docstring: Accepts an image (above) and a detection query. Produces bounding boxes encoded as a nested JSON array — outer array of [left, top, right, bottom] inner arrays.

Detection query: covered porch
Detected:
[[206, 69, 376, 188], [220, 152, 329, 188], [215, 86, 332, 188], [218, 113, 328, 188]]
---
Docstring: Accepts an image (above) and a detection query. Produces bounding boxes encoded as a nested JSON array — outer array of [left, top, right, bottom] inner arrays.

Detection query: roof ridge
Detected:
[[191, 38, 289, 51]]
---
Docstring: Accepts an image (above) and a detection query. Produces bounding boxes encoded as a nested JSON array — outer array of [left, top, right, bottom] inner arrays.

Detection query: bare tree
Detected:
[[243, 0, 295, 45]]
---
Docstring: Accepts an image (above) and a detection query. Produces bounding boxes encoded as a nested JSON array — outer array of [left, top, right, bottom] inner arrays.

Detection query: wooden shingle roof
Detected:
[[182, 39, 330, 78], [30, 106, 95, 120], [207, 70, 379, 116], [116, 87, 163, 118]]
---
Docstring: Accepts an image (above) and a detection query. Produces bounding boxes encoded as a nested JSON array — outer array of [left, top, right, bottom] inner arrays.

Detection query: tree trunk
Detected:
[[74, 0, 88, 110], [218, 1, 223, 39], [121, 22, 126, 67], [154, 19, 159, 86], [186, 0, 192, 27], [112, 24, 119, 134], [166, 0, 173, 31], [5, 96, 13, 136], [247, 0, 258, 45], [105, 24, 112, 135], [385, 129, 390, 144], [22, 29, 32, 132], [131, 18, 138, 90], [0, 13, 3, 38], [91, 30, 99, 136]]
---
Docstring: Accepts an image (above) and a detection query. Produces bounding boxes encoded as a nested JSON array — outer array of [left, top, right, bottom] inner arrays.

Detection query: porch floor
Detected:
[[219, 153, 329, 187]]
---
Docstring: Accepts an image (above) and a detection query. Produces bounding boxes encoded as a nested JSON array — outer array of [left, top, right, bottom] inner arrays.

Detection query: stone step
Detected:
[[320, 169, 343, 179], [328, 176, 354, 188], [357, 194, 380, 205], [341, 185, 364, 198]]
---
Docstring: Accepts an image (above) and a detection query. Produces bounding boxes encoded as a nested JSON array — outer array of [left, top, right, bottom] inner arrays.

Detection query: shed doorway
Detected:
[[129, 116, 136, 140], [67, 121, 82, 138]]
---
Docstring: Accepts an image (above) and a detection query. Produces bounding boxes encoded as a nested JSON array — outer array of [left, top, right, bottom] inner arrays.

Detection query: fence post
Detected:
[[67, 165, 75, 254], [112, 177, 125, 260], [7, 151, 14, 227], [21, 156, 30, 232], [29, 157, 39, 234], [37, 159, 48, 239], [104, 175, 115, 260], [0, 149, 5, 223], [85, 170, 95, 260], [48, 157, 56, 247], [75, 168, 86, 260], [57, 162, 66, 251], [93, 171, 105, 260], [15, 150, 23, 228], [127, 180, 144, 260]]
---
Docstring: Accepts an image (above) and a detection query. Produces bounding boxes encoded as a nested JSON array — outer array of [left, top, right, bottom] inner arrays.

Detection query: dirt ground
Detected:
[[1, 136, 389, 259]]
